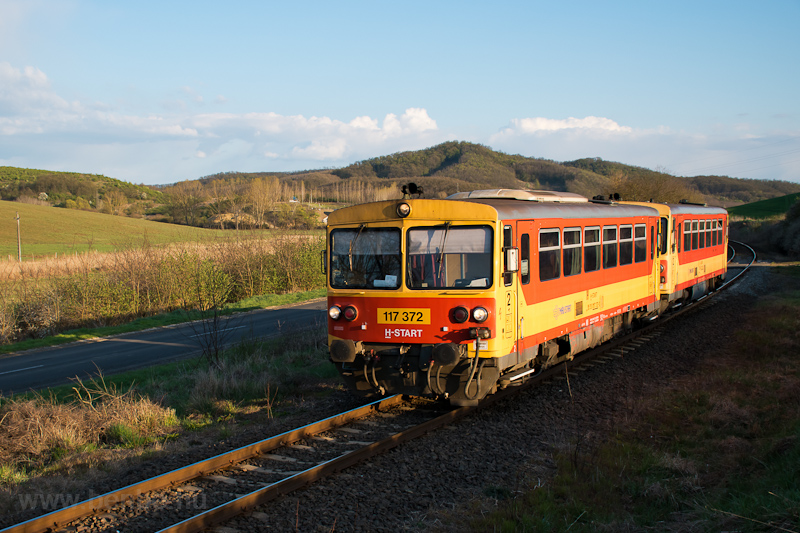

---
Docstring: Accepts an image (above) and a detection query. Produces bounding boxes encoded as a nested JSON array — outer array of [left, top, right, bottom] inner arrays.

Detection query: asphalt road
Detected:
[[0, 299, 327, 396]]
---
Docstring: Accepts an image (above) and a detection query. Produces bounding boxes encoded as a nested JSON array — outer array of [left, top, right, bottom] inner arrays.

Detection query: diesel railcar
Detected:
[[325, 189, 728, 405]]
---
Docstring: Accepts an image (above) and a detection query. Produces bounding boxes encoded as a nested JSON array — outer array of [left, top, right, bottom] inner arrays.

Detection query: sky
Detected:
[[1, 0, 799, 186]]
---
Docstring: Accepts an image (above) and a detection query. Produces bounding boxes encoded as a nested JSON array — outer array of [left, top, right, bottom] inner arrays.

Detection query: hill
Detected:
[[0, 166, 164, 215], [0, 200, 228, 258], [727, 192, 800, 219], [3, 142, 799, 231]]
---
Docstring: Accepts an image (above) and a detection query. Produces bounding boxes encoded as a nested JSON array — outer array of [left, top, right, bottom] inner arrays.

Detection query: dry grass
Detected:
[[0, 374, 178, 483], [0, 232, 325, 344]]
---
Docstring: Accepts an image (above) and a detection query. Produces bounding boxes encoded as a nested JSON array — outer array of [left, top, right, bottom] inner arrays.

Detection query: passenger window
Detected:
[[539, 229, 560, 281], [634, 224, 647, 263], [705, 220, 712, 247], [619, 225, 633, 265], [584, 227, 601, 273], [684, 221, 691, 252], [711, 220, 717, 246], [521, 233, 530, 285], [718, 218, 724, 245], [603, 226, 617, 269], [692, 220, 698, 250], [699, 220, 706, 248], [563, 228, 582, 277]]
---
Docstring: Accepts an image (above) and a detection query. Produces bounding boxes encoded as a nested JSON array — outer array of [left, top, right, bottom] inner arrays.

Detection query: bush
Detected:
[[0, 234, 326, 345], [0, 304, 17, 344]]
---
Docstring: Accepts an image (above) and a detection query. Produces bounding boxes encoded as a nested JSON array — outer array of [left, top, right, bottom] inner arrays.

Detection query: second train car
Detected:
[[325, 188, 728, 405]]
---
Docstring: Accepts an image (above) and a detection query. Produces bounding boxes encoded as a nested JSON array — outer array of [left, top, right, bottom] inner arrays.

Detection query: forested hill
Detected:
[[326, 141, 610, 199], [2, 142, 799, 229], [0, 166, 164, 215]]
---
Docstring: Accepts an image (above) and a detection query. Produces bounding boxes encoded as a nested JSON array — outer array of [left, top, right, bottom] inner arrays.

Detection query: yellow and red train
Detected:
[[325, 188, 728, 405]]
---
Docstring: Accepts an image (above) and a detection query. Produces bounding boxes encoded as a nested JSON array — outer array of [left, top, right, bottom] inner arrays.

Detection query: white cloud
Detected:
[[490, 115, 800, 183], [1, 62, 797, 184], [291, 138, 348, 160], [491, 116, 632, 143], [0, 61, 69, 117], [0, 62, 446, 182]]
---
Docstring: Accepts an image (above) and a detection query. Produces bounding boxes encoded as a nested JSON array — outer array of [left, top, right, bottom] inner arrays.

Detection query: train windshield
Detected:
[[330, 227, 401, 289], [407, 226, 493, 289]]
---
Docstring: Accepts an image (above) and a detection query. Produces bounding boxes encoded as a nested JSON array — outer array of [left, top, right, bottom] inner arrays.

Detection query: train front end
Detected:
[[325, 198, 508, 405]]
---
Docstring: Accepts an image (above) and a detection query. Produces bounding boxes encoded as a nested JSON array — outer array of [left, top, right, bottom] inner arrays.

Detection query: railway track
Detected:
[[2, 241, 756, 533]]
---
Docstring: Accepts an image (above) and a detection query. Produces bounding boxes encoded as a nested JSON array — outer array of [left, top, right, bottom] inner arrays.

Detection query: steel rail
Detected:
[[158, 402, 473, 532], [724, 240, 756, 286], [1, 395, 405, 533]]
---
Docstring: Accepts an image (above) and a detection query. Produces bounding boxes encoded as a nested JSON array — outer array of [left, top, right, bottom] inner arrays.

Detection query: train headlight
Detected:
[[452, 306, 469, 323], [396, 202, 411, 218], [328, 306, 342, 320], [472, 307, 489, 323], [343, 305, 358, 321]]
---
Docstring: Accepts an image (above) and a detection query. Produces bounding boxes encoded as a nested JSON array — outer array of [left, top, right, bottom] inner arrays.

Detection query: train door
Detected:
[[669, 216, 678, 293], [515, 220, 536, 361], [657, 216, 668, 294]]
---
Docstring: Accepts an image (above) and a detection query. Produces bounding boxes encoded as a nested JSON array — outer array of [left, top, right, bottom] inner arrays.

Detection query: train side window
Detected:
[[711, 220, 718, 246], [634, 224, 647, 263], [684, 220, 691, 252], [691, 220, 698, 250], [503, 225, 513, 286], [521, 233, 530, 285], [697, 220, 704, 248], [705, 220, 712, 248], [563, 227, 582, 277], [603, 225, 618, 269], [584, 226, 601, 273], [650, 225, 655, 260], [619, 225, 633, 265], [539, 228, 561, 281], [718, 218, 724, 245]]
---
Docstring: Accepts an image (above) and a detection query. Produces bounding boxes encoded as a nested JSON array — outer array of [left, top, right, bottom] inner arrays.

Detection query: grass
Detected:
[[0, 287, 325, 356], [473, 265, 800, 532], [0, 320, 338, 508], [728, 192, 800, 220], [0, 199, 229, 258]]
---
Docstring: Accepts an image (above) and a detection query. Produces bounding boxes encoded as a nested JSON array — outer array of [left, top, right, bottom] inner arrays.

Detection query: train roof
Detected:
[[446, 189, 588, 203], [450, 198, 660, 221], [666, 203, 728, 216]]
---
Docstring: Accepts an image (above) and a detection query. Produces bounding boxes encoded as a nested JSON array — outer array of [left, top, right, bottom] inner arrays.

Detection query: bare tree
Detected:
[[182, 260, 235, 369], [168, 180, 206, 226], [249, 177, 279, 228], [104, 190, 128, 215]]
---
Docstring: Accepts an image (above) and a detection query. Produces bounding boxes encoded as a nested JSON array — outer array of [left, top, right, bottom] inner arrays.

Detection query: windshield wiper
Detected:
[[348, 224, 366, 271], [437, 222, 452, 267]]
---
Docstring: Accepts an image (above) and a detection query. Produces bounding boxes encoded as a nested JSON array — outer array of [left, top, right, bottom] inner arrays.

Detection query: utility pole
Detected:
[[15, 211, 21, 262]]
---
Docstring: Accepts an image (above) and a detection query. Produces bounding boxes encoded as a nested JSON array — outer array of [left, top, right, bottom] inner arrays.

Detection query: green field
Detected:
[[0, 201, 231, 258], [727, 192, 800, 220]]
